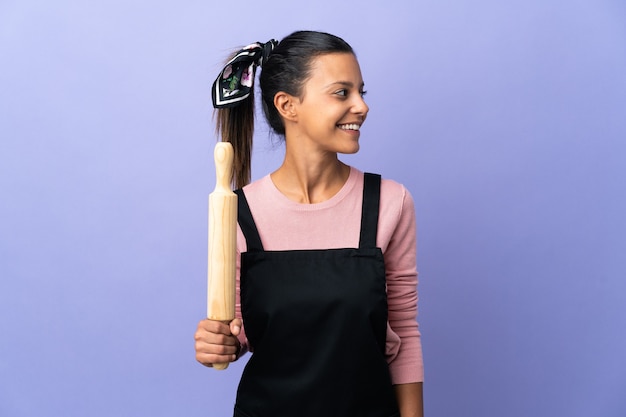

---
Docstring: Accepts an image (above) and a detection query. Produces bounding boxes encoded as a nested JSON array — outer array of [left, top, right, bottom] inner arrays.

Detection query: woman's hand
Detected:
[[194, 318, 242, 367]]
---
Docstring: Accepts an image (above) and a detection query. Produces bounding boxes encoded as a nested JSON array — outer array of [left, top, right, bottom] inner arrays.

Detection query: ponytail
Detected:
[[214, 97, 254, 189], [211, 40, 277, 189]]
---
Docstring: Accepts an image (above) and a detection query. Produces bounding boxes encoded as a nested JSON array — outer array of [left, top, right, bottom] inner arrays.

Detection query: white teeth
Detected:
[[338, 124, 360, 131]]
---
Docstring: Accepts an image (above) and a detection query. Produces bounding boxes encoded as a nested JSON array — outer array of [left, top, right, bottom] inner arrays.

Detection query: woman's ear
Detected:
[[274, 91, 298, 122]]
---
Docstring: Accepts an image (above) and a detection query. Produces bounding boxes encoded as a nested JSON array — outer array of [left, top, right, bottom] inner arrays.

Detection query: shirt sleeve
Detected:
[[234, 226, 250, 358], [384, 186, 424, 384]]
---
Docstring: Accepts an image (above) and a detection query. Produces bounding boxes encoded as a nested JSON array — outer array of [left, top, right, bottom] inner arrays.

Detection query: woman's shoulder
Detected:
[[348, 167, 414, 220], [353, 168, 413, 204], [239, 174, 277, 201], [380, 176, 410, 198], [381, 178, 414, 220]]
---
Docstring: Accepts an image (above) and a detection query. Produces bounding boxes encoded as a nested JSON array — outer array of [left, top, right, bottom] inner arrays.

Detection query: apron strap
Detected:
[[236, 173, 381, 251], [359, 173, 381, 249], [234, 189, 264, 252]]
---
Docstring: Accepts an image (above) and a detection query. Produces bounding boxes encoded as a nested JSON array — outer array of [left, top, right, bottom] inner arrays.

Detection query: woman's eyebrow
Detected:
[[325, 81, 365, 89]]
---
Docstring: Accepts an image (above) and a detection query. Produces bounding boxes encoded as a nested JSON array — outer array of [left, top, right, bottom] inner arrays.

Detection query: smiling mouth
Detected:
[[337, 123, 361, 131]]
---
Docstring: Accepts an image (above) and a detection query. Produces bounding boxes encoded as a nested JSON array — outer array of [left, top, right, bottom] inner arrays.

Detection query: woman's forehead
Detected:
[[307, 53, 364, 85]]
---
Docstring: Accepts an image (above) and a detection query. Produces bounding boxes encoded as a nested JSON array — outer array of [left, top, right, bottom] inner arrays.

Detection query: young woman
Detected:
[[195, 30, 424, 417]]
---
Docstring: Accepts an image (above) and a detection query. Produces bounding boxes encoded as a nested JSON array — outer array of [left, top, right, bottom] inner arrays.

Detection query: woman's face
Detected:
[[288, 52, 369, 155]]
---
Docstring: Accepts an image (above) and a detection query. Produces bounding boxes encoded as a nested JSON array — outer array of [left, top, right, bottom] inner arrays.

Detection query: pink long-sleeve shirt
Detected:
[[235, 166, 424, 384]]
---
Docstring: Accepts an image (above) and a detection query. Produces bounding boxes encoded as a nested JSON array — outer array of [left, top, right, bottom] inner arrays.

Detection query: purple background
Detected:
[[1, 1, 625, 416]]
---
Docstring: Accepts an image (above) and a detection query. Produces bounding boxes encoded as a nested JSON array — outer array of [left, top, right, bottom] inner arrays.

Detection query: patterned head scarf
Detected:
[[211, 40, 278, 108]]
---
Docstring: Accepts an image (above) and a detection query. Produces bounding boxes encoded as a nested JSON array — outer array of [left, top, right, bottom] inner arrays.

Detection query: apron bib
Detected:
[[233, 173, 399, 417]]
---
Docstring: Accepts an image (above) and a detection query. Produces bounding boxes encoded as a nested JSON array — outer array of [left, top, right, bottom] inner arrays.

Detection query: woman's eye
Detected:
[[334, 89, 367, 98]]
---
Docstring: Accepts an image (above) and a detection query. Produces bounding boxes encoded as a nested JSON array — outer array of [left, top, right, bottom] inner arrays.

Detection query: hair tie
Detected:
[[212, 39, 278, 108]]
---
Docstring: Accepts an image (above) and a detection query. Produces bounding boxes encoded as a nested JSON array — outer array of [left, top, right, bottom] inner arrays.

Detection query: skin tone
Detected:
[[195, 52, 423, 417], [270, 52, 367, 203]]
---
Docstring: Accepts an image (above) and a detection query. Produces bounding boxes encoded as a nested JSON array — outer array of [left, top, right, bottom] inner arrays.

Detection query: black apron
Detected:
[[233, 173, 399, 417]]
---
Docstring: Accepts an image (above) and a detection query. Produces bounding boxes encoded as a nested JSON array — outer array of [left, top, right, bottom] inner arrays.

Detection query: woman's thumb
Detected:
[[230, 318, 242, 336]]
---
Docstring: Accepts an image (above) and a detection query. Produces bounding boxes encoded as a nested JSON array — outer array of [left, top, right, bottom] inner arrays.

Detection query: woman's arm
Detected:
[[395, 382, 424, 417], [383, 184, 424, 382], [383, 184, 424, 416]]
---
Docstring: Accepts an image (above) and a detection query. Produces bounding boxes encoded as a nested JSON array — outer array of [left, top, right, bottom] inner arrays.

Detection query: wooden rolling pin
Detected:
[[207, 142, 237, 370]]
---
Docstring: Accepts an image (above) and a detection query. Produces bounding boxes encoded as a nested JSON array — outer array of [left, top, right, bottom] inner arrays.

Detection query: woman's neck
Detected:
[[270, 152, 350, 204]]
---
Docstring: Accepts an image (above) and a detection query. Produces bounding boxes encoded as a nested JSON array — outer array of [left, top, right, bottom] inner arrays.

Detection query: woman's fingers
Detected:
[[194, 319, 240, 366]]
